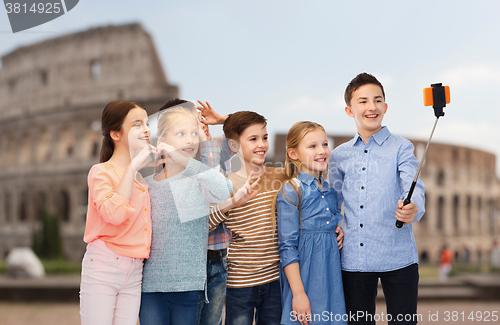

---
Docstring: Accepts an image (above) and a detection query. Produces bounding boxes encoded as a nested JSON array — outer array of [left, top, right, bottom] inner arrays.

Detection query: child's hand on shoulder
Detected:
[[292, 292, 312, 325], [395, 200, 418, 225], [335, 225, 344, 250]]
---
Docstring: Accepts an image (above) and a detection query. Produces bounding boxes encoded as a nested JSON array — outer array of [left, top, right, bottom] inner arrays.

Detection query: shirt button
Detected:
[[360, 243, 364, 247], [322, 196, 324, 199], [144, 208, 147, 211], [361, 186, 365, 190], [145, 228, 148, 231], [146, 247, 149, 250], [326, 221, 330, 224], [142, 188, 146, 193], [362, 167, 366, 171], [360, 224, 363, 227], [364, 150, 368, 153], [326, 208, 329, 211], [360, 205, 364, 209]]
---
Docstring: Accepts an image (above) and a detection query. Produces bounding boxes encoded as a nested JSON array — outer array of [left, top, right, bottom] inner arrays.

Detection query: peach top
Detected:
[[83, 162, 152, 258]]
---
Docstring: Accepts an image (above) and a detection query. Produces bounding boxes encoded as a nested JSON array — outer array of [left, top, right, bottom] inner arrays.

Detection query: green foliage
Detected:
[[32, 208, 65, 260], [41, 259, 81, 274]]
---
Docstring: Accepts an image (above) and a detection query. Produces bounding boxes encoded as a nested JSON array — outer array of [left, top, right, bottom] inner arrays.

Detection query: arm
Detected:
[[90, 166, 136, 226], [208, 172, 260, 231], [397, 141, 426, 224], [115, 144, 156, 201], [199, 138, 224, 173], [277, 183, 311, 325], [91, 145, 156, 225], [181, 158, 233, 204]]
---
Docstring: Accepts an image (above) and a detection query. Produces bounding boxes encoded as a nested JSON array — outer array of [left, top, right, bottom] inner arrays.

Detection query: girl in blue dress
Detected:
[[274, 121, 346, 325]]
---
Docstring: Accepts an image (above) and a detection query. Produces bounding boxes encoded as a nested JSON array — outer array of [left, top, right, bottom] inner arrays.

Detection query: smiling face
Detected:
[[346, 83, 388, 142], [159, 115, 199, 158], [234, 123, 269, 168], [121, 107, 150, 152], [289, 129, 330, 179]]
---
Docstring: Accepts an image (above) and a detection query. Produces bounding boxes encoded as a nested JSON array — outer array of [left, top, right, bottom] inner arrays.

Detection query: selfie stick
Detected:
[[396, 83, 450, 228]]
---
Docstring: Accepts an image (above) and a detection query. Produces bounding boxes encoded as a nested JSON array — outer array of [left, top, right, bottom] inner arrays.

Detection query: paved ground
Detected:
[[1, 273, 499, 324], [0, 301, 498, 325]]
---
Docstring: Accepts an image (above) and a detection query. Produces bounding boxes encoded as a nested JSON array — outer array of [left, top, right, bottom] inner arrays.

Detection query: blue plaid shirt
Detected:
[[200, 135, 234, 250], [329, 127, 425, 272]]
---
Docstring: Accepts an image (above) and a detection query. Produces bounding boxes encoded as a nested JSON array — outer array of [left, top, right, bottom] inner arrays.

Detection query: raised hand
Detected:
[[232, 171, 260, 206], [131, 144, 158, 172], [197, 100, 228, 125], [156, 142, 189, 168]]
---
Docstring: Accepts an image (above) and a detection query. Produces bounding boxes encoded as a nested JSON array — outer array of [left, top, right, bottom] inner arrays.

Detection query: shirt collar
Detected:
[[352, 126, 391, 146], [297, 171, 329, 189]]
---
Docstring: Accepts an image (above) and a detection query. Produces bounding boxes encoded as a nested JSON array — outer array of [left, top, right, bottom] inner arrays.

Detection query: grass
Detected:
[[418, 264, 439, 279], [0, 259, 81, 275], [40, 259, 81, 274]]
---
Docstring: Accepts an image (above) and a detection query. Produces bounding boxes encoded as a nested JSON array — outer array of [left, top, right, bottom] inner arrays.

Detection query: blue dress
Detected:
[[277, 172, 346, 324]]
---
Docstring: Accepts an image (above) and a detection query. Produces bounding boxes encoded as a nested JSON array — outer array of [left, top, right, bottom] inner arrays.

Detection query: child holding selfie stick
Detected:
[[139, 106, 233, 325], [275, 121, 346, 325], [329, 73, 425, 325], [80, 100, 156, 325]]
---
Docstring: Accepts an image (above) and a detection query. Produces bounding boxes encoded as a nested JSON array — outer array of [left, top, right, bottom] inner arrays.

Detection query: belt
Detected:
[[207, 249, 227, 261]]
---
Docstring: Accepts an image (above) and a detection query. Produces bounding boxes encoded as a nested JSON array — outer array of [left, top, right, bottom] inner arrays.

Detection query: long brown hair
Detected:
[[99, 100, 146, 163], [270, 121, 327, 230]]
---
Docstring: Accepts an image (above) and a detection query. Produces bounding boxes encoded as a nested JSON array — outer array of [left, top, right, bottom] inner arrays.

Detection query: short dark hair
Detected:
[[344, 72, 385, 106], [159, 98, 196, 112], [223, 111, 267, 141]]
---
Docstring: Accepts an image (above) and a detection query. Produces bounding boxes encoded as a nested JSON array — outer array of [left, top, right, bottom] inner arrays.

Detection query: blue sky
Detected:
[[2, 0, 500, 175]]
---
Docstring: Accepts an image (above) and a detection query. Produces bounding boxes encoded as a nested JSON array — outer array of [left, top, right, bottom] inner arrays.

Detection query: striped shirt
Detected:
[[209, 167, 285, 288]]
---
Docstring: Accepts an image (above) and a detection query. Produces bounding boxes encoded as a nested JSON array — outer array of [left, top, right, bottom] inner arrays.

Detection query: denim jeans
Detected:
[[139, 291, 203, 325], [199, 257, 227, 325], [342, 263, 419, 325], [225, 280, 281, 325]]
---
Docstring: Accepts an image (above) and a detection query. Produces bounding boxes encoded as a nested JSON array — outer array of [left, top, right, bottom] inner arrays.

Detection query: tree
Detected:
[[32, 208, 65, 260]]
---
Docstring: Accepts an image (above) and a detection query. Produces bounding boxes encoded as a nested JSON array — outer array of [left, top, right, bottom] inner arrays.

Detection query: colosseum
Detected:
[[273, 135, 500, 265], [1, 22, 499, 266], [0, 23, 178, 261]]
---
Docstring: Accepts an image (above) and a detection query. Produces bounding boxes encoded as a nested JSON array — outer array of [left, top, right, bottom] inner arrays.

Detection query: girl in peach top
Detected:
[[80, 100, 157, 325]]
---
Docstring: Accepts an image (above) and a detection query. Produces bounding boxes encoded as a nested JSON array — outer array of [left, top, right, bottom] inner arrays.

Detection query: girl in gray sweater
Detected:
[[139, 107, 232, 325]]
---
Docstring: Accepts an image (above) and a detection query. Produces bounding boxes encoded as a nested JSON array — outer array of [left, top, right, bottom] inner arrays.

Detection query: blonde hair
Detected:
[[156, 107, 199, 173], [271, 121, 327, 230], [157, 106, 198, 139]]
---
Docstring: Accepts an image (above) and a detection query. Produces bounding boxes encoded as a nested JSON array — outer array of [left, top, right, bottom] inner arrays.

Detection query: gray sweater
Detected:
[[142, 158, 232, 292]]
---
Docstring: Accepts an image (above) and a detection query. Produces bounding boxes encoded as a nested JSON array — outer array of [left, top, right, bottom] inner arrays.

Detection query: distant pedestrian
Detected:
[[439, 245, 454, 281], [461, 244, 470, 264], [490, 241, 500, 268]]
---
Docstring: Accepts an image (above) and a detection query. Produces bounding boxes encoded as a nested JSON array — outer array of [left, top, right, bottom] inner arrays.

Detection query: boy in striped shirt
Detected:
[[207, 111, 285, 325]]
